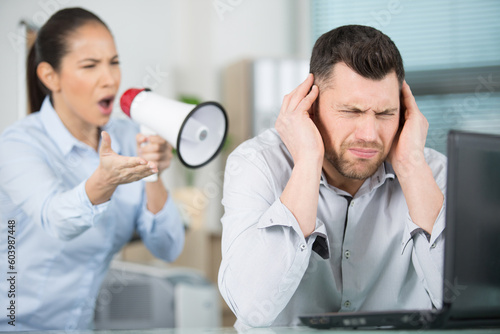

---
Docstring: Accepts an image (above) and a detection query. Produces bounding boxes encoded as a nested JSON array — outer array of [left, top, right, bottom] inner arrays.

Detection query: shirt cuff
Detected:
[[401, 212, 424, 254], [138, 193, 178, 234], [401, 200, 446, 254], [78, 180, 110, 224], [310, 218, 329, 259], [429, 202, 446, 245], [44, 180, 110, 240], [256, 198, 330, 258]]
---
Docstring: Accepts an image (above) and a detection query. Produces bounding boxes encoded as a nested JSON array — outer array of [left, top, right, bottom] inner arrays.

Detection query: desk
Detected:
[[17, 327, 500, 334]]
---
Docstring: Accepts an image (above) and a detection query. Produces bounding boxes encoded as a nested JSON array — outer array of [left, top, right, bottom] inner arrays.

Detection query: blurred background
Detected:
[[0, 0, 499, 329]]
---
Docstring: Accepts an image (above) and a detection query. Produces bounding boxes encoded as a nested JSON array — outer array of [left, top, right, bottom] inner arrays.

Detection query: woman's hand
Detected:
[[136, 133, 173, 176], [85, 131, 157, 205], [98, 131, 157, 185], [136, 134, 173, 214]]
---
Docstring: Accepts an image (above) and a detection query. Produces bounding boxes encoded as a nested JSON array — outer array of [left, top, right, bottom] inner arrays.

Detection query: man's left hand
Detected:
[[388, 81, 429, 178]]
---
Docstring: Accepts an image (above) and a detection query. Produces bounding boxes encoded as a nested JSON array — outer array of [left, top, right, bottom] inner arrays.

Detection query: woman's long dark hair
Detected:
[[27, 8, 108, 113]]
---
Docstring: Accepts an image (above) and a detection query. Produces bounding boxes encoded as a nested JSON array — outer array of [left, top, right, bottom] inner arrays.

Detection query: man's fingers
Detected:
[[296, 84, 319, 116], [280, 92, 293, 115], [286, 73, 315, 112], [401, 81, 418, 113]]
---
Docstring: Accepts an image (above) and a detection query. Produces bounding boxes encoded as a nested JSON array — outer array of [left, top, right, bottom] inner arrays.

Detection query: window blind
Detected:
[[311, 0, 500, 154]]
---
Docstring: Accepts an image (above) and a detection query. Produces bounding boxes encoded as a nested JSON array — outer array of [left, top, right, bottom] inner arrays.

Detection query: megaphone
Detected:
[[120, 88, 228, 174]]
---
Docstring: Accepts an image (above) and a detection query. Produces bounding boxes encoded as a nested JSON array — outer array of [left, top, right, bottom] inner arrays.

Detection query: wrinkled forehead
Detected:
[[318, 63, 400, 110], [318, 62, 402, 92]]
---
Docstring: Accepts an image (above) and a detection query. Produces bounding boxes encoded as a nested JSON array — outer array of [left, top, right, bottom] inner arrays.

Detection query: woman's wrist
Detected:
[[145, 177, 168, 214], [85, 167, 117, 205]]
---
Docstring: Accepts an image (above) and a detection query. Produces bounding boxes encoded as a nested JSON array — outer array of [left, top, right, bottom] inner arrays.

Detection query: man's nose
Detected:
[[354, 114, 378, 142]]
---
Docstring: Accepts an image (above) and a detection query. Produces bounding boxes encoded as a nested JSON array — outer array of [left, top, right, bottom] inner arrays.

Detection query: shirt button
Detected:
[[344, 250, 350, 259], [350, 201, 355, 208], [344, 300, 351, 308], [431, 242, 437, 249], [300, 244, 306, 251]]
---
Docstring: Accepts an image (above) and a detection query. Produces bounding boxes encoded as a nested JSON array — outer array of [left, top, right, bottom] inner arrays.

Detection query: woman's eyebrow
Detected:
[[78, 55, 119, 63]]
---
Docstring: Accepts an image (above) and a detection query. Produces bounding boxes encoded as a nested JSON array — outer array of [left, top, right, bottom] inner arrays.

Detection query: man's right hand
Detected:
[[275, 73, 324, 237], [275, 73, 323, 165]]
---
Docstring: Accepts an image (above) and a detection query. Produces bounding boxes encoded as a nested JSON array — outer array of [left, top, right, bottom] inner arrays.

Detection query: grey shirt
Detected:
[[218, 128, 447, 328]]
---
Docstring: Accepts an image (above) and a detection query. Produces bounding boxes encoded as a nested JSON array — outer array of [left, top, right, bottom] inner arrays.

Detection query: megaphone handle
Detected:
[[140, 125, 158, 182]]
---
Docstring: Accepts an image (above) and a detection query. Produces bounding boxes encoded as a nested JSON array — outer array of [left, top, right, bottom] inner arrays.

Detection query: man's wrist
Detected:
[[392, 151, 426, 180], [294, 153, 324, 174]]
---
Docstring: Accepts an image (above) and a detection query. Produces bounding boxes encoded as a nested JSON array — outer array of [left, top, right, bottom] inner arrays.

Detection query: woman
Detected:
[[0, 7, 184, 330]]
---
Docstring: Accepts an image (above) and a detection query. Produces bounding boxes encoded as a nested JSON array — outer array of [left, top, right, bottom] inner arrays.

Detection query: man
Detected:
[[218, 25, 446, 329]]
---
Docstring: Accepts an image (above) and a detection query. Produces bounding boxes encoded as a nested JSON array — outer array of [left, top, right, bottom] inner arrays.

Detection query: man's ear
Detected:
[[310, 92, 320, 122], [36, 62, 61, 93], [310, 100, 318, 119]]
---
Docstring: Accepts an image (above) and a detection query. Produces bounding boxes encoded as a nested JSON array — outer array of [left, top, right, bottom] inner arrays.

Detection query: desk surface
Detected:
[[16, 327, 500, 334]]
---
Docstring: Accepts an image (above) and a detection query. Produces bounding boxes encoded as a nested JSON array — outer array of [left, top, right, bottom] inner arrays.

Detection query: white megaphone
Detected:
[[120, 88, 228, 181]]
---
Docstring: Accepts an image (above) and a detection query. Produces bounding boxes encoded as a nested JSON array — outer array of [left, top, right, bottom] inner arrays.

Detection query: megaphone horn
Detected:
[[120, 88, 228, 171]]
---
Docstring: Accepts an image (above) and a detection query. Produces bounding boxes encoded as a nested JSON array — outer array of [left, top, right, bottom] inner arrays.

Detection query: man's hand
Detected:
[[275, 73, 322, 165], [136, 134, 173, 176], [388, 81, 429, 177], [388, 81, 443, 235], [276, 74, 323, 237]]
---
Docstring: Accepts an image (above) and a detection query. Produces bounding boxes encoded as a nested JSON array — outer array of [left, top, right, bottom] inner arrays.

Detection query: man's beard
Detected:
[[325, 141, 386, 180]]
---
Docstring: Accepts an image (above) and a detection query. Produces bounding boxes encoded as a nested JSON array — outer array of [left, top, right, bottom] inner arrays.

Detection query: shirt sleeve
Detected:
[[403, 149, 447, 309], [135, 191, 185, 262], [0, 134, 109, 241], [218, 152, 326, 327]]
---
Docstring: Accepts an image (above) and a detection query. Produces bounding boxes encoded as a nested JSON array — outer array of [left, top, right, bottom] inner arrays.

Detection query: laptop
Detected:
[[300, 130, 500, 329]]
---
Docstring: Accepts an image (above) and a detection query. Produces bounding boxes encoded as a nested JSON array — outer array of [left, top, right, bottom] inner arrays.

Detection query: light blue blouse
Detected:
[[0, 97, 184, 330]]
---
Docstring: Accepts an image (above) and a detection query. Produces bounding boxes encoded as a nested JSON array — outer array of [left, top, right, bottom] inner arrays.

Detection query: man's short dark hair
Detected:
[[310, 25, 404, 88]]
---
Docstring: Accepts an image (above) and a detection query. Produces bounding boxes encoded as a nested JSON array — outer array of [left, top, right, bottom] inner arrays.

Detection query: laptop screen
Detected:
[[445, 130, 500, 319]]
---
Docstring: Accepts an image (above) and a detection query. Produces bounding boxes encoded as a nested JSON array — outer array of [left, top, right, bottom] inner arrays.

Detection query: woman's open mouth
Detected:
[[98, 96, 115, 115]]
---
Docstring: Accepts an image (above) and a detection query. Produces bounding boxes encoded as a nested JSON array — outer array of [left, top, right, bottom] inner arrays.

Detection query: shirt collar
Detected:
[[39, 96, 121, 156], [320, 162, 396, 197], [368, 161, 396, 191]]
